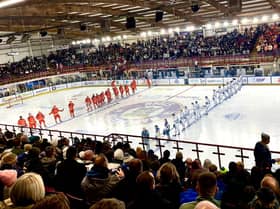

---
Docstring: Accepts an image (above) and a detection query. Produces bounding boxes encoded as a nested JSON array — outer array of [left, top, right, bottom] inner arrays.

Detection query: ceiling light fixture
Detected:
[[0, 0, 25, 8]]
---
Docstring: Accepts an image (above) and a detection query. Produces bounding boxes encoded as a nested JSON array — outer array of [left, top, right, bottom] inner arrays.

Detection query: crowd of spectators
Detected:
[[256, 23, 280, 53], [0, 23, 278, 81], [0, 128, 278, 209]]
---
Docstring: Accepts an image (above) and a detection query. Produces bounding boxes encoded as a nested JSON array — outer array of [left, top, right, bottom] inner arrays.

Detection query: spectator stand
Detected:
[[1, 123, 280, 170]]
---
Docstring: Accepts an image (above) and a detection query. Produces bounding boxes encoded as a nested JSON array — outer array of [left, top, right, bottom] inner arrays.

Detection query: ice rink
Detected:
[[1, 84, 280, 152]]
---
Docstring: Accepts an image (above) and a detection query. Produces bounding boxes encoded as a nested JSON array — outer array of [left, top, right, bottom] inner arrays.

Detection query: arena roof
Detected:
[[0, 0, 279, 41]]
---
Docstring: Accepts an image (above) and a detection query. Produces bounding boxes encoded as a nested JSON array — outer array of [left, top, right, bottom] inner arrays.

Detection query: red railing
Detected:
[[2, 123, 280, 170]]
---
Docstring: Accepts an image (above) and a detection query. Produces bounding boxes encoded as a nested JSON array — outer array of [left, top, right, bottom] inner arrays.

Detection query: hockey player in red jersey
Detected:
[[130, 79, 137, 94], [18, 116, 27, 127], [68, 101, 75, 118], [112, 86, 119, 99], [49, 105, 63, 123], [36, 111, 46, 128], [119, 85, 124, 98], [124, 84, 130, 96], [27, 113, 36, 128], [85, 96, 92, 112]]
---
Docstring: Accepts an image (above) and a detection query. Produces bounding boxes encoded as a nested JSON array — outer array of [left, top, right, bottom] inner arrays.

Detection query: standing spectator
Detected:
[[254, 133, 280, 174], [141, 128, 150, 151]]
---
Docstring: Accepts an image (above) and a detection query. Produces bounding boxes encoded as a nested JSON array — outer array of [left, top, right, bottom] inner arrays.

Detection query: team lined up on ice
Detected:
[[16, 79, 148, 128], [159, 77, 243, 139]]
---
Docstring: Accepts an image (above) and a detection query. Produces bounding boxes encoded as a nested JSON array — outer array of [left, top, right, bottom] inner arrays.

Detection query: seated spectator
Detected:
[[108, 149, 124, 170], [112, 159, 143, 205], [0, 152, 17, 170], [260, 175, 280, 201], [31, 193, 70, 209], [221, 161, 251, 209], [25, 147, 52, 187], [203, 159, 212, 170], [159, 150, 171, 165], [81, 154, 123, 205], [179, 172, 220, 209], [156, 162, 183, 209], [189, 159, 208, 186], [171, 152, 186, 185], [90, 198, 125, 209], [0, 169, 17, 200], [2, 172, 45, 209], [194, 200, 220, 209], [17, 144, 32, 168], [249, 187, 280, 209], [40, 146, 57, 174], [127, 170, 172, 209], [54, 146, 87, 198]]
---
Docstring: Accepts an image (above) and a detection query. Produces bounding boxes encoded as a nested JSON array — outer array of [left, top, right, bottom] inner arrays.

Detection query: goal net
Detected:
[[4, 96, 23, 108]]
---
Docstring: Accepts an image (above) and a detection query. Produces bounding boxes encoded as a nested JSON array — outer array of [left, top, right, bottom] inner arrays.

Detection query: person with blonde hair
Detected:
[[6, 172, 45, 209]]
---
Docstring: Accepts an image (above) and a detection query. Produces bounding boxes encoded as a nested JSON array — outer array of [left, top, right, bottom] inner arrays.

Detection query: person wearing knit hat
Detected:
[[0, 169, 17, 187], [0, 169, 17, 200]]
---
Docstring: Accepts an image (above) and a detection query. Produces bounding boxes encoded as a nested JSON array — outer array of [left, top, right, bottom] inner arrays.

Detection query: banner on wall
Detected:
[[247, 77, 271, 84], [53, 84, 67, 91], [68, 82, 82, 88], [153, 79, 170, 85], [94, 80, 110, 85], [205, 78, 224, 85], [84, 81, 95, 86], [20, 91, 34, 98], [271, 77, 280, 84], [188, 78, 207, 85], [34, 87, 49, 95], [169, 79, 184, 85]]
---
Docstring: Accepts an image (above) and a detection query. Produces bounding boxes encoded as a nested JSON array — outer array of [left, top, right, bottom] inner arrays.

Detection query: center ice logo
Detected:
[[110, 101, 181, 121]]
